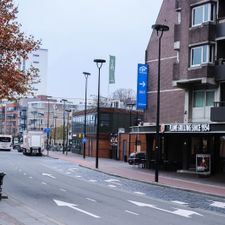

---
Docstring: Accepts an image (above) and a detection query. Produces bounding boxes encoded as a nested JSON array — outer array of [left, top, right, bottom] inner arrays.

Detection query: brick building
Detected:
[[132, 0, 225, 175]]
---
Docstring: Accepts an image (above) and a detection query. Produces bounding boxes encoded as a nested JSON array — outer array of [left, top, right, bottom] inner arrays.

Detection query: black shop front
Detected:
[[134, 123, 225, 175]]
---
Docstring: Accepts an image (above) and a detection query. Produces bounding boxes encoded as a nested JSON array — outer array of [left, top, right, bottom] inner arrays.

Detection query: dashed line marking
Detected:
[[41, 181, 47, 185], [125, 210, 139, 216], [60, 188, 67, 192], [89, 179, 97, 182], [29, 176, 33, 179], [23, 173, 27, 176], [76, 175, 82, 178], [134, 191, 146, 195], [171, 200, 188, 205], [108, 184, 117, 188], [86, 198, 96, 202]]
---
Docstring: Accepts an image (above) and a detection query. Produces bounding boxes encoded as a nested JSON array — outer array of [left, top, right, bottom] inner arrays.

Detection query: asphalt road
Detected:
[[0, 150, 225, 225]]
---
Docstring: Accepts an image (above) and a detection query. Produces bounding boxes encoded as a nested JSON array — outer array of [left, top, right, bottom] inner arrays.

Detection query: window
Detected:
[[193, 90, 215, 108], [192, 3, 215, 27], [193, 91, 204, 107], [190, 45, 214, 67]]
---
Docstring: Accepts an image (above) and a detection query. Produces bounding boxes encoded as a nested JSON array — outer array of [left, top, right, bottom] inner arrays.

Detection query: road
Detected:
[[0, 150, 225, 225]]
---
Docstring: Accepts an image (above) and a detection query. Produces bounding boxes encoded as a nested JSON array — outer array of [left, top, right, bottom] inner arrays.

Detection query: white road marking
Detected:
[[108, 184, 117, 188], [54, 199, 100, 219], [129, 200, 203, 218], [60, 188, 67, 192], [68, 168, 78, 171], [76, 175, 82, 178], [65, 172, 71, 175], [105, 179, 120, 183], [210, 201, 225, 209], [41, 182, 47, 185], [42, 173, 56, 179], [134, 191, 146, 195], [171, 200, 188, 205], [86, 198, 96, 202], [105, 178, 122, 186], [89, 179, 97, 183], [23, 173, 27, 176], [29, 176, 33, 179], [125, 210, 139, 216]]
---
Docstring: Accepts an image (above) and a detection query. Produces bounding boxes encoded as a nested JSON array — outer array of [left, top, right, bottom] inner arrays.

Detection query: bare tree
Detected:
[[111, 88, 136, 105]]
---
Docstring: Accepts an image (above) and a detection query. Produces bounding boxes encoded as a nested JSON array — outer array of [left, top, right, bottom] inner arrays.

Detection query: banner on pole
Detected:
[[109, 55, 116, 84]]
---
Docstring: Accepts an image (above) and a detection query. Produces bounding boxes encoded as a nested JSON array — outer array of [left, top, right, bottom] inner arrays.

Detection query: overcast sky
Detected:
[[16, 0, 163, 100]]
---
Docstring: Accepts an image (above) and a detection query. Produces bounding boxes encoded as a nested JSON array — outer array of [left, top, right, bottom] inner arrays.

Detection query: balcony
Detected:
[[211, 102, 225, 122], [216, 20, 225, 39], [215, 63, 225, 81], [189, 23, 216, 45], [188, 64, 215, 80]]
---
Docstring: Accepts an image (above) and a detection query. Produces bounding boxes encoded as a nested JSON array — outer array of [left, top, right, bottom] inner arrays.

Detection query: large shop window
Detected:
[[190, 45, 214, 67], [192, 3, 215, 27]]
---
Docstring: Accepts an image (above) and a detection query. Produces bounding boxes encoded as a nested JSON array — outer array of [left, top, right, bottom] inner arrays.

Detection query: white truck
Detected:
[[21, 131, 46, 156]]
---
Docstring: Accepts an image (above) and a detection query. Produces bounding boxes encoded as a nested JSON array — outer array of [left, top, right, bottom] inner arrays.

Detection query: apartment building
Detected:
[[133, 0, 225, 175]]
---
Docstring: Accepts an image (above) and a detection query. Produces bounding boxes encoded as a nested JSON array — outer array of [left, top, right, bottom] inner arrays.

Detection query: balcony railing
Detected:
[[211, 101, 225, 122]]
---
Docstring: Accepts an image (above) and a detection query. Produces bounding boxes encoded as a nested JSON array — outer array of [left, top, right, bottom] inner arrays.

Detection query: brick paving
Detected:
[[46, 150, 225, 198]]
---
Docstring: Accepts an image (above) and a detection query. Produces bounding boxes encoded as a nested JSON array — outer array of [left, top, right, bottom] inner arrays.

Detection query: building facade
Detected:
[[72, 107, 143, 159], [134, 0, 225, 175]]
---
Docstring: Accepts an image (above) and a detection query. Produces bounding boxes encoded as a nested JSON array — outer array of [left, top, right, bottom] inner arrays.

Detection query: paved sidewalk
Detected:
[[46, 151, 225, 198]]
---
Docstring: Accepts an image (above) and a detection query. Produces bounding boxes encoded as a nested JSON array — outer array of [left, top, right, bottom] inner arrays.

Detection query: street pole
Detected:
[[152, 24, 169, 182], [94, 59, 106, 169], [47, 99, 50, 156], [61, 99, 68, 154], [65, 109, 71, 155], [54, 115, 57, 145], [83, 72, 91, 159]]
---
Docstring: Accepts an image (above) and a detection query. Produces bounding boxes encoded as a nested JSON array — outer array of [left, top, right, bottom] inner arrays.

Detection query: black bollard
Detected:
[[0, 172, 6, 200]]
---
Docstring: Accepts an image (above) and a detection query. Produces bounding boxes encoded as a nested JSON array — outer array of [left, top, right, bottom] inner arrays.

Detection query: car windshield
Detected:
[[0, 137, 11, 142]]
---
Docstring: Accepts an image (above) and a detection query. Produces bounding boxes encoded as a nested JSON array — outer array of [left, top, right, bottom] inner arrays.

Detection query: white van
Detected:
[[0, 135, 13, 151]]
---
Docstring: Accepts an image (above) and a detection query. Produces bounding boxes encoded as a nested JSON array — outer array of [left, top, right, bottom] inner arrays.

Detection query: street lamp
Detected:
[[60, 99, 68, 154], [127, 102, 135, 159], [46, 96, 52, 156], [152, 24, 169, 182], [65, 109, 71, 155], [93, 59, 106, 168], [83, 72, 91, 159]]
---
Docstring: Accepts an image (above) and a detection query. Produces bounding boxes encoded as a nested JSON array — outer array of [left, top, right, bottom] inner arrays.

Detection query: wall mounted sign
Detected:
[[136, 64, 148, 109], [168, 123, 210, 132]]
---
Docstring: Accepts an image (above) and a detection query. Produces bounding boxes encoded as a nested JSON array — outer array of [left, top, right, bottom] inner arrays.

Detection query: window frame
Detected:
[[190, 45, 214, 67], [192, 3, 214, 27]]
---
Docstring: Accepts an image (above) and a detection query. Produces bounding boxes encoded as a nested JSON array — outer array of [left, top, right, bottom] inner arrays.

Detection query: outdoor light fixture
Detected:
[[152, 24, 169, 182], [94, 59, 106, 168], [83, 72, 91, 159]]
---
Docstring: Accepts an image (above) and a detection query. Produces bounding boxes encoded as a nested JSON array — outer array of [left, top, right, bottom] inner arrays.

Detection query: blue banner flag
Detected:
[[109, 55, 116, 84], [136, 64, 148, 109]]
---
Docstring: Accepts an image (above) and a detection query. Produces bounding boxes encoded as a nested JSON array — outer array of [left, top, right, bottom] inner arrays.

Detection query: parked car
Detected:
[[128, 152, 146, 165]]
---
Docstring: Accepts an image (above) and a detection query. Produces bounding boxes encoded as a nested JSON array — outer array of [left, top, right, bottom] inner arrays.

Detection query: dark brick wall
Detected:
[[145, 0, 185, 123]]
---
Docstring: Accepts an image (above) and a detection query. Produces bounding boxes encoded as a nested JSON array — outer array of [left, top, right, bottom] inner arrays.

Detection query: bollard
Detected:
[[0, 172, 6, 200]]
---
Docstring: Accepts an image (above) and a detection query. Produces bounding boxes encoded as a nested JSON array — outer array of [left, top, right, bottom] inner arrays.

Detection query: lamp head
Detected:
[[152, 24, 169, 32]]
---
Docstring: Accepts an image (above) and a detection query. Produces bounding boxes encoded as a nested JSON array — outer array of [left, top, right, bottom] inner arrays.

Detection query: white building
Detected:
[[23, 49, 48, 95]]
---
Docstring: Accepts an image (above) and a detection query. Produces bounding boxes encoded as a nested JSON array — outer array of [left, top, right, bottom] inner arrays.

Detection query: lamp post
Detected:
[[152, 24, 169, 182], [65, 109, 71, 155], [93, 59, 106, 168], [127, 102, 135, 157], [53, 115, 57, 145], [46, 96, 52, 156], [83, 72, 91, 159], [60, 99, 68, 154]]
